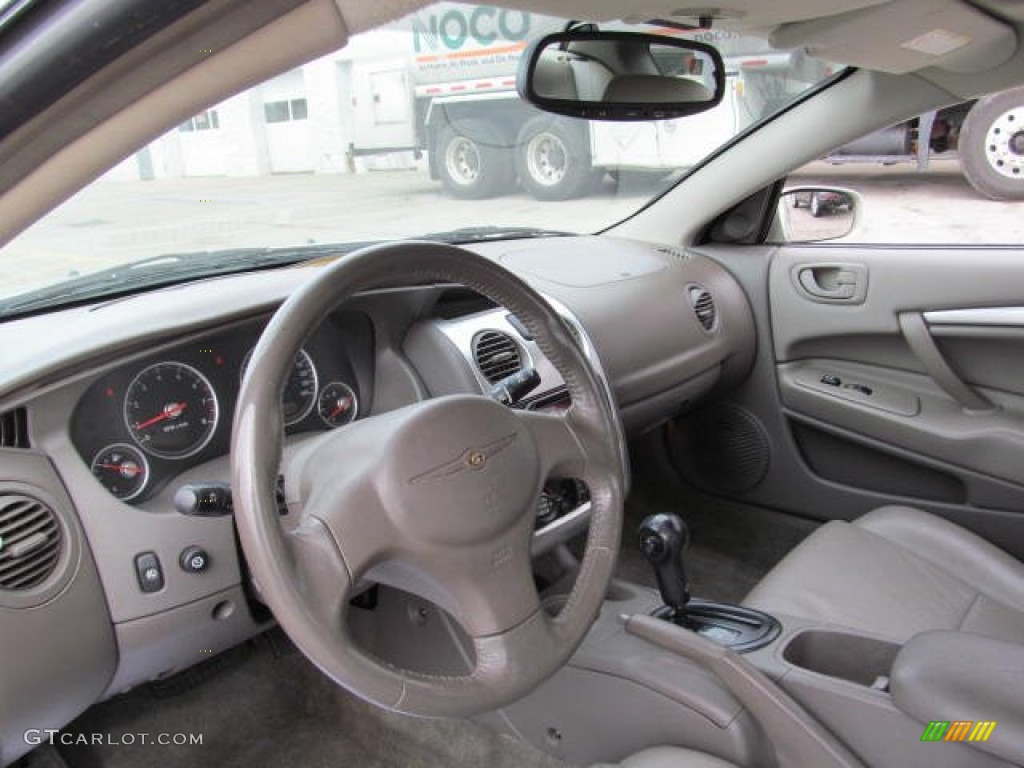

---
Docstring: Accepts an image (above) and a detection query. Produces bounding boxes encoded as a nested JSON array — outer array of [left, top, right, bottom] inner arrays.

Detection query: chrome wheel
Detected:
[[525, 131, 569, 187], [444, 136, 482, 186], [983, 105, 1024, 179]]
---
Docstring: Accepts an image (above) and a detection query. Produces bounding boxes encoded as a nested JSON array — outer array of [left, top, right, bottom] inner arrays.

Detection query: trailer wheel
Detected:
[[436, 120, 514, 199], [516, 116, 596, 201], [960, 86, 1024, 201]]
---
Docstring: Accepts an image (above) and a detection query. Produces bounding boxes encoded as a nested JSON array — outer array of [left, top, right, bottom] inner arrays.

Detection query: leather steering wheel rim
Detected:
[[231, 241, 626, 717]]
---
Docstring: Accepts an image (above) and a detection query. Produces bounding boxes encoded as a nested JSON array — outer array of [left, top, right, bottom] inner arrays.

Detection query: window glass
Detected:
[[0, 4, 838, 309], [263, 101, 291, 124], [784, 96, 1024, 245]]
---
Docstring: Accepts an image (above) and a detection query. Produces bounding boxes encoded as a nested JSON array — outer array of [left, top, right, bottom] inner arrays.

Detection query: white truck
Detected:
[[343, 4, 760, 200], [344, 3, 1024, 201]]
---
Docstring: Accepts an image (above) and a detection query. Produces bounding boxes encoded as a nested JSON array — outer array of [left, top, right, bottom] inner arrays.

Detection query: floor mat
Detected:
[[55, 631, 575, 768]]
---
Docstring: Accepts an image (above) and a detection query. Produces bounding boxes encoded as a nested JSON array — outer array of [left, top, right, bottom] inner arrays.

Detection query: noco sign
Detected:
[[411, 6, 532, 52]]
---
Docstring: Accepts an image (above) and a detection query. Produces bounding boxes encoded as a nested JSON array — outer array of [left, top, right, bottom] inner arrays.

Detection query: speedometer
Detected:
[[124, 362, 219, 459], [241, 348, 318, 426]]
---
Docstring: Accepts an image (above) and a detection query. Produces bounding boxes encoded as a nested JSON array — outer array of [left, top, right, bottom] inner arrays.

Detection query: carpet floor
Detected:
[[50, 631, 575, 768]]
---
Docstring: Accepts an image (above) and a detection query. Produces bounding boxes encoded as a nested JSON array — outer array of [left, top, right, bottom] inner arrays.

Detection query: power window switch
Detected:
[[845, 383, 874, 396], [820, 373, 842, 387], [134, 551, 164, 593]]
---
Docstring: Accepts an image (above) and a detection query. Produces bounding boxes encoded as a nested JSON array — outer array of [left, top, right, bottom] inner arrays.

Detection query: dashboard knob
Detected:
[[179, 545, 210, 574]]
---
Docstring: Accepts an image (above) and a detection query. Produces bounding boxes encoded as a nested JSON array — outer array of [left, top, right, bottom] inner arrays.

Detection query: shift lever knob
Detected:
[[638, 513, 690, 617]]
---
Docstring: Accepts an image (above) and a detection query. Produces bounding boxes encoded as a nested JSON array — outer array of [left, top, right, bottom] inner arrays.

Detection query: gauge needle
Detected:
[[329, 396, 353, 420], [134, 402, 187, 430], [95, 463, 144, 476]]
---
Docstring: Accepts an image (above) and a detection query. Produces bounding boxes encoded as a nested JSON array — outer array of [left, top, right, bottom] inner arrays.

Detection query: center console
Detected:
[[490, 512, 1013, 768]]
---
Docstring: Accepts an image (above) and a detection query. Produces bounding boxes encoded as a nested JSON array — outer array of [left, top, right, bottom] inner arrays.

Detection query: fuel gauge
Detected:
[[317, 382, 358, 428], [91, 443, 149, 501]]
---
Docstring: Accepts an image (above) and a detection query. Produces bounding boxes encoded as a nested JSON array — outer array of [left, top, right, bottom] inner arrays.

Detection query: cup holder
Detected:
[[782, 629, 901, 688]]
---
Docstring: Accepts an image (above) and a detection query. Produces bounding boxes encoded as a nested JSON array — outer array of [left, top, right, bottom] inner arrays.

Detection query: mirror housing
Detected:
[[775, 187, 860, 243], [516, 30, 726, 121]]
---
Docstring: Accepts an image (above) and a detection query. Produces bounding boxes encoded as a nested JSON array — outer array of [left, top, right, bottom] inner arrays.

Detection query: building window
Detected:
[[179, 110, 220, 132], [264, 98, 308, 124]]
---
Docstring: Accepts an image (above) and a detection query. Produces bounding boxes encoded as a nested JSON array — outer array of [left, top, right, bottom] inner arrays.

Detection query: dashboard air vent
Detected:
[[0, 408, 29, 449], [0, 494, 61, 591], [688, 286, 717, 332], [472, 331, 523, 384]]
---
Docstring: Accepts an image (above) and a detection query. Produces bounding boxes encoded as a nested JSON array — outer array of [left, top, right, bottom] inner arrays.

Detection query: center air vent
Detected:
[[472, 330, 523, 384], [0, 494, 62, 591], [688, 285, 718, 332]]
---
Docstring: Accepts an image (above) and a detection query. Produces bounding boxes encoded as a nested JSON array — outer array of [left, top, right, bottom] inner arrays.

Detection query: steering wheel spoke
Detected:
[[516, 407, 589, 480]]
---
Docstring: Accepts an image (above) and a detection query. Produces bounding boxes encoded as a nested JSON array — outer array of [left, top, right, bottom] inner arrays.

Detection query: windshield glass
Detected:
[[0, 3, 837, 311]]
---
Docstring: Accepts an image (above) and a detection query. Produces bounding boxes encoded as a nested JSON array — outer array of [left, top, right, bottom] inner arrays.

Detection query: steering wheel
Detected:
[[231, 242, 626, 717]]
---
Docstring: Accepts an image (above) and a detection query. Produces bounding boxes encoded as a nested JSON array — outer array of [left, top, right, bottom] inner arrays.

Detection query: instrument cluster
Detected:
[[71, 311, 373, 503]]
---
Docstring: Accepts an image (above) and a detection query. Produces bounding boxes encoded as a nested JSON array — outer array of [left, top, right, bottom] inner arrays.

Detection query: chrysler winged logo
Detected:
[[410, 433, 517, 484]]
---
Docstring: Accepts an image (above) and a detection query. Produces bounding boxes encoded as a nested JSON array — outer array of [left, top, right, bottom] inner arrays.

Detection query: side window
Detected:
[[178, 110, 220, 132], [783, 86, 1024, 245]]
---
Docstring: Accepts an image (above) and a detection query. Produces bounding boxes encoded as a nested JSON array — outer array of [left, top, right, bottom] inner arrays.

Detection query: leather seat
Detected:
[[594, 746, 739, 768], [744, 505, 1024, 643]]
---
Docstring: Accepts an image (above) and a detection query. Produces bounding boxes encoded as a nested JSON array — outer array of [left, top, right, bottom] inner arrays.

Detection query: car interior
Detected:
[[1, 1, 1023, 767]]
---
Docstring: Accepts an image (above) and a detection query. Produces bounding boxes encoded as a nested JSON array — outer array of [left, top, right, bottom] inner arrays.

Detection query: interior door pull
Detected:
[[793, 263, 867, 304], [898, 311, 995, 413]]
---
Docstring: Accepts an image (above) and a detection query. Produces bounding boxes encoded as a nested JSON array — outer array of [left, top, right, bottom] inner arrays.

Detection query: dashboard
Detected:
[[0, 235, 755, 764]]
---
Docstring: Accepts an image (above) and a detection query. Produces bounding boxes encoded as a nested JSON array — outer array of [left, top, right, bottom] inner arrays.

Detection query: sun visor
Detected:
[[769, 0, 1016, 74]]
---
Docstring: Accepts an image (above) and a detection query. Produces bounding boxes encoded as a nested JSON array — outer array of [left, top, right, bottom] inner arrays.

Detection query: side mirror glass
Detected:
[[776, 187, 859, 242], [516, 31, 725, 121]]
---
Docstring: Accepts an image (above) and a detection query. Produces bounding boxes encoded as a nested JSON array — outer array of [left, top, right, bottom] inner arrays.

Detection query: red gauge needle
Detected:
[[329, 396, 353, 420], [134, 402, 186, 430], [95, 463, 144, 476]]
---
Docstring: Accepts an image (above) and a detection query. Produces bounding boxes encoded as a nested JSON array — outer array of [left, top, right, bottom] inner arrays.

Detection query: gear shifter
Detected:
[[638, 513, 691, 621]]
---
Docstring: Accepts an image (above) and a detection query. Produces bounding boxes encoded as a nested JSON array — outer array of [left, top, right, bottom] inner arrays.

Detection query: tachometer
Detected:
[[124, 362, 219, 459], [241, 347, 318, 426], [90, 443, 149, 501]]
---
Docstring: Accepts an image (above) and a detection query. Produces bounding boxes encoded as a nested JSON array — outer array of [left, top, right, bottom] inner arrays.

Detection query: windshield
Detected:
[[0, 3, 837, 313]]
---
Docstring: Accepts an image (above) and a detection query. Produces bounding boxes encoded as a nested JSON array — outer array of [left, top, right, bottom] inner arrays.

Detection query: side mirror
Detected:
[[775, 187, 859, 243], [516, 30, 725, 121]]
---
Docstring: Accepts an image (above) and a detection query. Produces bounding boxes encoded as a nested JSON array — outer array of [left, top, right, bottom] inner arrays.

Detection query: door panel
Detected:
[[676, 244, 1024, 559]]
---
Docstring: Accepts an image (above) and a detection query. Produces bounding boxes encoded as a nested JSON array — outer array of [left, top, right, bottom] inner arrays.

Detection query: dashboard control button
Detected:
[[820, 373, 842, 387], [134, 551, 164, 593], [179, 546, 210, 574], [174, 482, 233, 516]]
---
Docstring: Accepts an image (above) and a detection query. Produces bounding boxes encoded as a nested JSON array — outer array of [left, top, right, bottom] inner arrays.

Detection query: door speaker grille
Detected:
[[667, 404, 769, 495]]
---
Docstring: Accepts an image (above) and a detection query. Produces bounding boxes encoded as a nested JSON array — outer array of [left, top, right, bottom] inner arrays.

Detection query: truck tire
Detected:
[[810, 192, 822, 217], [436, 120, 514, 199], [516, 116, 596, 201], [959, 86, 1024, 201]]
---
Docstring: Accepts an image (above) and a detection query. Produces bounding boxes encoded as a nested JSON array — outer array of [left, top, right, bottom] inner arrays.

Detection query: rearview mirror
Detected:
[[516, 30, 725, 121], [776, 187, 859, 243]]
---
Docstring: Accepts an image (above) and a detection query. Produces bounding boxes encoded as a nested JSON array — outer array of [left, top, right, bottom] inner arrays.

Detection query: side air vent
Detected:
[[472, 330, 523, 384], [0, 494, 62, 591], [688, 285, 717, 332], [0, 408, 29, 449]]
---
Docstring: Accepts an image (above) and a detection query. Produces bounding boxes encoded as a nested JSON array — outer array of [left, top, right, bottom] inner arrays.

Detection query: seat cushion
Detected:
[[743, 505, 1024, 643], [593, 746, 739, 768]]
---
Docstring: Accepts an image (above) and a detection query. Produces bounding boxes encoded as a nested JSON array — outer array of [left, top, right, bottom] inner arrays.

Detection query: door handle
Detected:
[[793, 263, 867, 304]]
